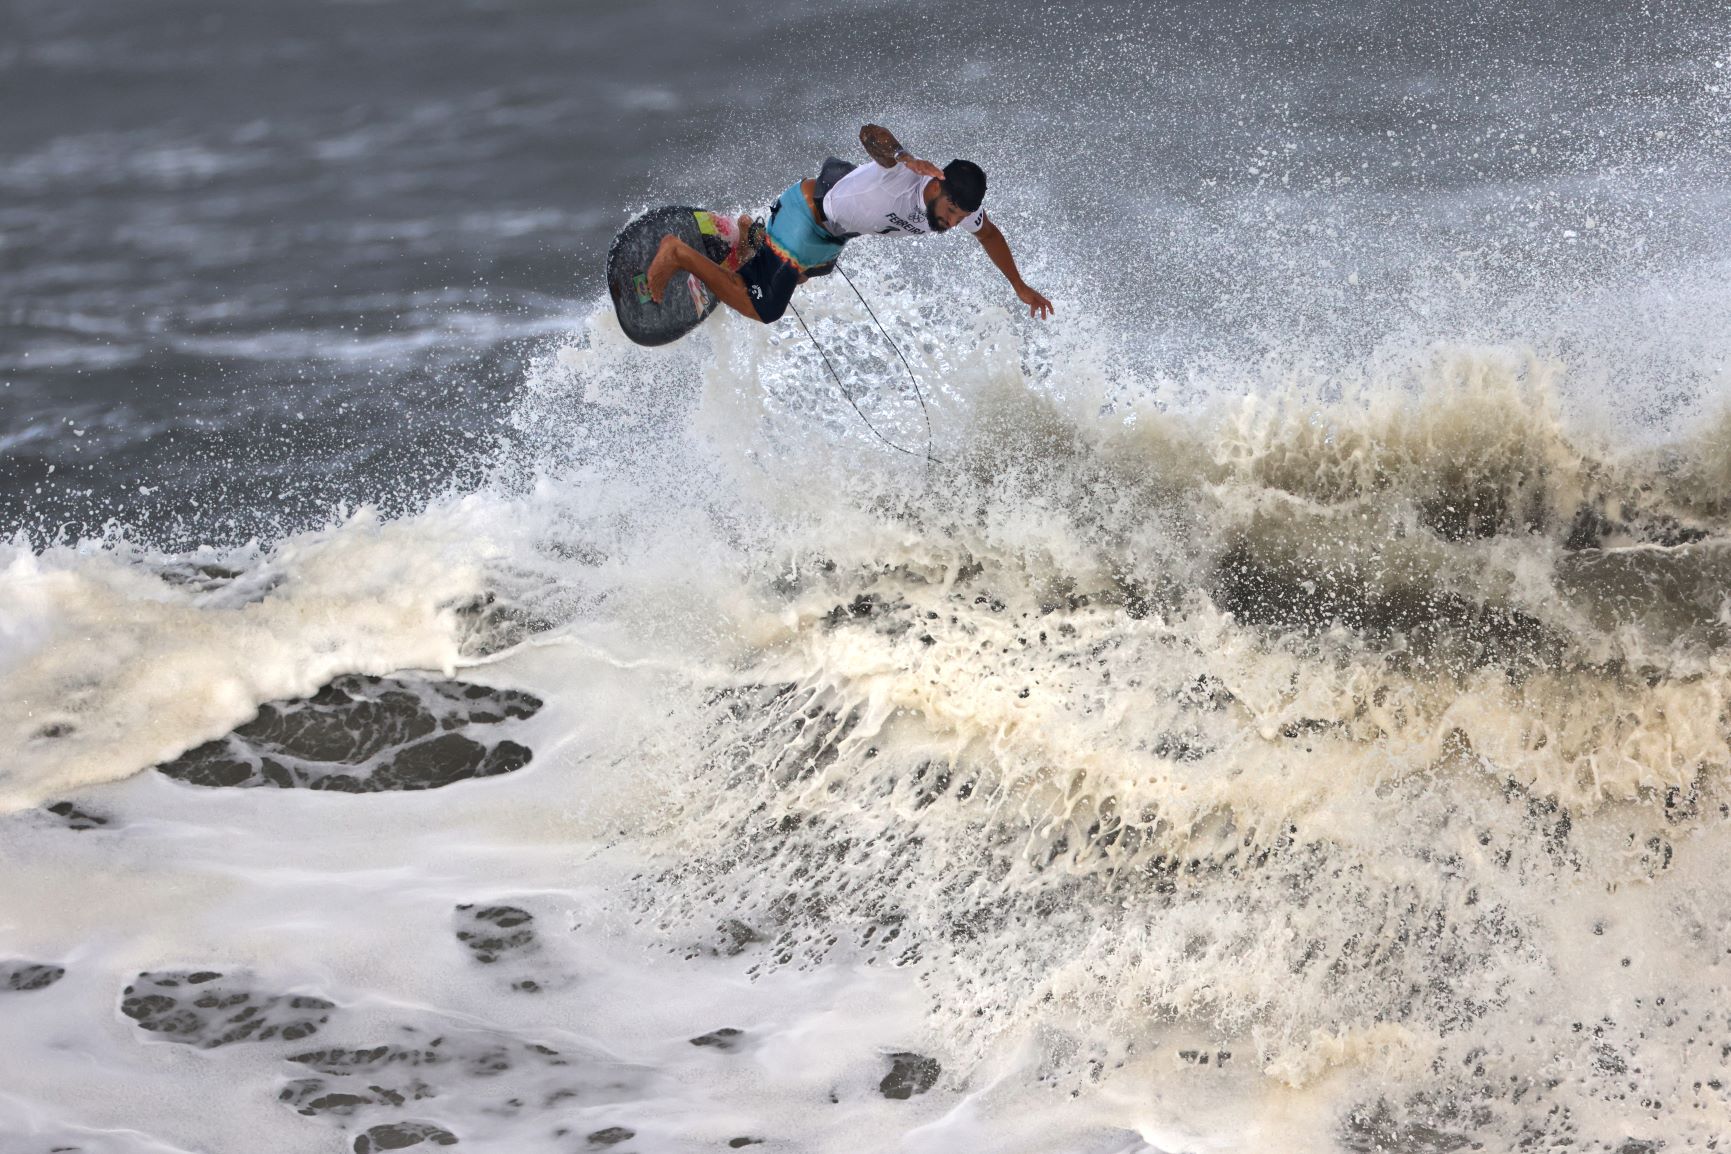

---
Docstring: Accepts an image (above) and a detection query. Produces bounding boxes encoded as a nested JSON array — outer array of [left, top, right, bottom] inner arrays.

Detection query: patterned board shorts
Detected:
[[737, 183, 847, 323]]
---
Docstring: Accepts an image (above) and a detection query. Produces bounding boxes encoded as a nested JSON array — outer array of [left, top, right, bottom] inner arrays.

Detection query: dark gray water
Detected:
[[2, 0, 790, 541]]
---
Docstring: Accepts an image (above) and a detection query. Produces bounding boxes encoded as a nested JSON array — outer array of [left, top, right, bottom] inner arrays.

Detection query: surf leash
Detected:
[[789, 270, 945, 469], [836, 266, 938, 465]]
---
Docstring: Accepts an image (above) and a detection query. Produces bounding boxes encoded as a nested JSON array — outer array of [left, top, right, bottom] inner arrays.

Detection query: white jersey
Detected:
[[821, 162, 986, 238]]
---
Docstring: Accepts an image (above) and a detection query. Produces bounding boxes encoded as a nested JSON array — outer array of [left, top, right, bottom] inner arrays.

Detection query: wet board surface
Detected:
[[606, 206, 736, 347]]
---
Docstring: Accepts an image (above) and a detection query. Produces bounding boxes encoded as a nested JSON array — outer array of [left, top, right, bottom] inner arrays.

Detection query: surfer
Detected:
[[645, 124, 1054, 325]]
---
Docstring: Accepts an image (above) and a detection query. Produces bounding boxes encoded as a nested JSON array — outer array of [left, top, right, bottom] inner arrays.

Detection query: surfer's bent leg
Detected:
[[647, 235, 759, 320], [731, 240, 802, 325]]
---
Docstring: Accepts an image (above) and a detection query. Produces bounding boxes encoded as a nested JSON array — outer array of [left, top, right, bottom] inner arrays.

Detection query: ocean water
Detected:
[[4, 0, 1731, 1151]]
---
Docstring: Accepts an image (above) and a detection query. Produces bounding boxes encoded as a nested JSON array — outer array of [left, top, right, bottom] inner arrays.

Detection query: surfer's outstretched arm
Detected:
[[647, 235, 758, 321], [973, 217, 1054, 319]]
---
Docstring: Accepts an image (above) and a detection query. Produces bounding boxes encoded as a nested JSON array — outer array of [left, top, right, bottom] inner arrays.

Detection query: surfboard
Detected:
[[606, 206, 743, 347]]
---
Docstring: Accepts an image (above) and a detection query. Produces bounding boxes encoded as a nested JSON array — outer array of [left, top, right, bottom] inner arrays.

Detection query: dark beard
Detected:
[[925, 192, 949, 232]]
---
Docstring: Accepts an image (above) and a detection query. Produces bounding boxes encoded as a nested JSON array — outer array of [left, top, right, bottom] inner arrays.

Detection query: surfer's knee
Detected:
[[751, 293, 790, 324], [733, 242, 800, 324]]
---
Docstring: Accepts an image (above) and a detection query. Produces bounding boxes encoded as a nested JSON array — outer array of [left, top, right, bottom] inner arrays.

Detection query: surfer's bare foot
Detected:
[[647, 234, 683, 303]]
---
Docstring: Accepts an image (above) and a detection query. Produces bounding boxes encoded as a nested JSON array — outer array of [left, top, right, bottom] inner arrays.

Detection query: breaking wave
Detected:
[[7, 272, 1731, 1150]]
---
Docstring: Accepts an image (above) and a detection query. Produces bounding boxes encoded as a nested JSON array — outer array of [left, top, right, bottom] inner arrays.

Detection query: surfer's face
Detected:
[[926, 184, 970, 232]]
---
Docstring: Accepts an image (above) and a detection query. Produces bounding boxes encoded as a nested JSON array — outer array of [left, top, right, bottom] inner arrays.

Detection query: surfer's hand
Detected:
[[1017, 284, 1054, 320], [901, 155, 944, 180]]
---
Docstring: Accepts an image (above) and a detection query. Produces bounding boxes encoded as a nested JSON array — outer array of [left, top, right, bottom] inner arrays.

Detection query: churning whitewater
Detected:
[[6, 285, 1731, 1150]]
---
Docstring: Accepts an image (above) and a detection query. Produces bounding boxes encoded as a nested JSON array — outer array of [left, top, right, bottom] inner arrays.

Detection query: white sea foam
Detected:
[[5, 263, 1731, 1152], [0, 507, 501, 811]]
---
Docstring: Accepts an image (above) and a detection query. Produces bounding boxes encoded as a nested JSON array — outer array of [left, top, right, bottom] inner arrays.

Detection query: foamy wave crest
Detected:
[[677, 344, 1731, 824]]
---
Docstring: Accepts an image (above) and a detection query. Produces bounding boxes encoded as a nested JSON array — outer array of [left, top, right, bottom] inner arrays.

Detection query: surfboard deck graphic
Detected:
[[606, 206, 739, 347]]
